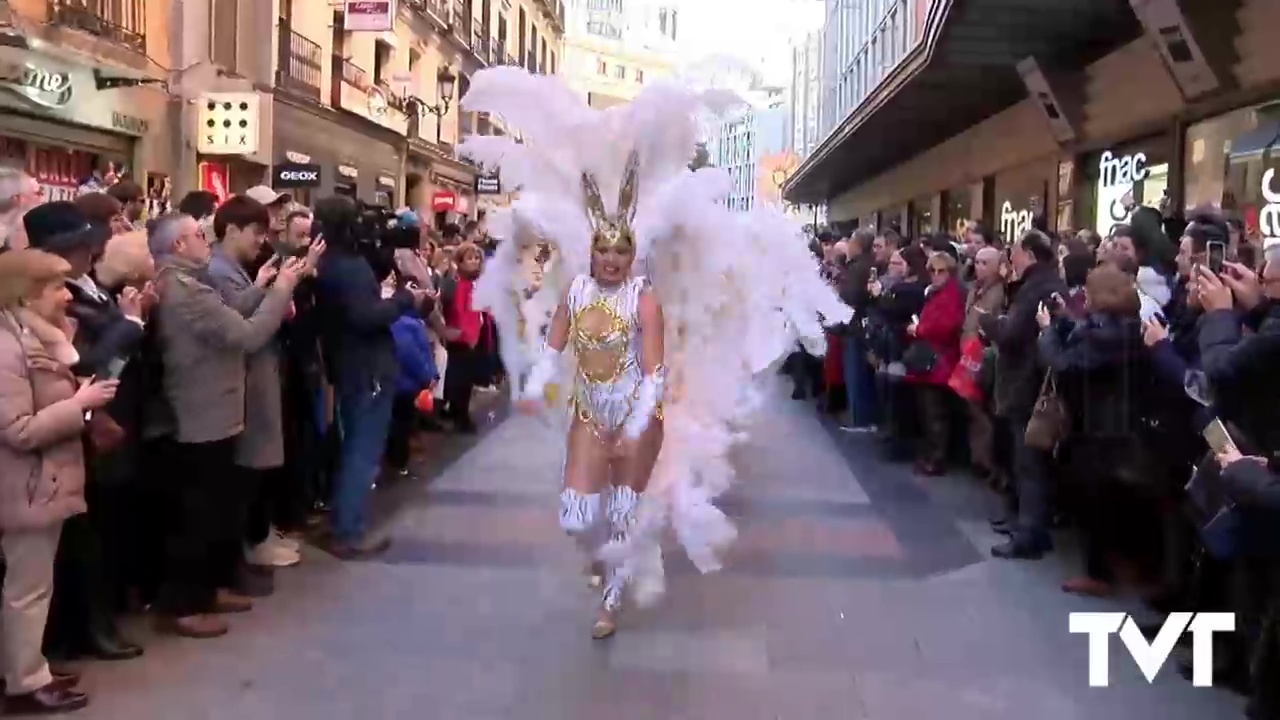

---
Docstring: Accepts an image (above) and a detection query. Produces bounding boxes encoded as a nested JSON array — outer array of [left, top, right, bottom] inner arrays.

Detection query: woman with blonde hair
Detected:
[[0, 250, 118, 714]]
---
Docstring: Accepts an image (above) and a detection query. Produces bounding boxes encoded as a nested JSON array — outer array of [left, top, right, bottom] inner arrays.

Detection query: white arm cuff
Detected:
[[520, 344, 559, 402], [623, 365, 666, 439]]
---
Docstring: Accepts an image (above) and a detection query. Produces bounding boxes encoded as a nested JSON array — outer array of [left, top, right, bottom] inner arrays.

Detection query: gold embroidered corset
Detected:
[[566, 275, 644, 431]]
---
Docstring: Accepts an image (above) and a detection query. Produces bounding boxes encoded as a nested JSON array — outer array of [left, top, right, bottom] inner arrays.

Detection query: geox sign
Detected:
[[272, 162, 322, 188]]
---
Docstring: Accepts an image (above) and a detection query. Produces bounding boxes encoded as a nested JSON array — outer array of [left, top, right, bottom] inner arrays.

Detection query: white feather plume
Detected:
[[461, 67, 851, 607]]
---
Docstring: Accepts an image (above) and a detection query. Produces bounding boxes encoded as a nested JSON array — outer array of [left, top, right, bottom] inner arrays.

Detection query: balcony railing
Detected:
[[330, 54, 370, 108], [451, 0, 469, 43], [48, 0, 146, 52], [472, 29, 491, 64], [276, 26, 323, 102], [506, 53, 518, 67], [405, 0, 448, 22]]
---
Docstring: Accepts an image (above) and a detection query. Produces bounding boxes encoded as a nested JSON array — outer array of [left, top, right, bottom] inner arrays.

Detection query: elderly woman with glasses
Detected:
[[903, 250, 965, 475], [0, 250, 120, 714]]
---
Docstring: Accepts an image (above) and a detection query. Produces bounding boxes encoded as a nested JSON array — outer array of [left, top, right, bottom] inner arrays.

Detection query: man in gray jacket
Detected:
[[148, 211, 303, 639], [208, 196, 324, 572]]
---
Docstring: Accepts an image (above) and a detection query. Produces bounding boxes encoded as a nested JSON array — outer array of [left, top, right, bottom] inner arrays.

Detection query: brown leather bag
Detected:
[[1024, 371, 1068, 451]]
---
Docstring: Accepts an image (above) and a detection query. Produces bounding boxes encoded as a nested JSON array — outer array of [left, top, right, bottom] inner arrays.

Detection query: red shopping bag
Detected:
[[947, 336, 985, 403]]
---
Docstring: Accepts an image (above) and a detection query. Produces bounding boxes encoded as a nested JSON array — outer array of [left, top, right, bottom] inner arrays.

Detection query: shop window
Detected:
[[1080, 138, 1172, 238], [1184, 102, 1280, 245], [909, 194, 935, 237], [944, 184, 973, 237]]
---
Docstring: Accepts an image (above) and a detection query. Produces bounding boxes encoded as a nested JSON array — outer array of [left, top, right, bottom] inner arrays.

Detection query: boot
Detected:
[[596, 486, 640, 640]]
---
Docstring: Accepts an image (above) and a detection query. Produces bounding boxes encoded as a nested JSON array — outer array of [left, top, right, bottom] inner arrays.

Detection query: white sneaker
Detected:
[[246, 541, 301, 568], [270, 527, 301, 552]]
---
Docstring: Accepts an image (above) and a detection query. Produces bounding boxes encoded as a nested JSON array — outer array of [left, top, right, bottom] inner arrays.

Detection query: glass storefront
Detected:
[[994, 162, 1051, 242], [1078, 135, 1172, 238], [881, 205, 906, 234], [909, 193, 936, 237], [943, 183, 978, 238], [1184, 101, 1280, 245]]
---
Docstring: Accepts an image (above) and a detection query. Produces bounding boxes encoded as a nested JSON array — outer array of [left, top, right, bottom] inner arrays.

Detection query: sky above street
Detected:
[[674, 0, 824, 85]]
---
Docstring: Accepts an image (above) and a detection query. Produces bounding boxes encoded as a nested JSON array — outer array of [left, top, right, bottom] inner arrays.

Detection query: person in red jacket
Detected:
[[441, 242, 484, 433], [905, 251, 965, 475]]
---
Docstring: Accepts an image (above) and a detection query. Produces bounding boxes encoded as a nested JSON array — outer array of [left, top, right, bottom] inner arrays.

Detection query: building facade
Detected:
[[1, 0, 174, 205], [709, 90, 789, 212], [789, 29, 823, 159], [784, 0, 1280, 245], [168, 0, 562, 220], [562, 0, 677, 109], [819, 0, 922, 140]]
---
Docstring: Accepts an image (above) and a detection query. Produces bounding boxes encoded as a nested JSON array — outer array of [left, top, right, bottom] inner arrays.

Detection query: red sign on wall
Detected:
[[199, 161, 229, 203], [431, 190, 457, 212]]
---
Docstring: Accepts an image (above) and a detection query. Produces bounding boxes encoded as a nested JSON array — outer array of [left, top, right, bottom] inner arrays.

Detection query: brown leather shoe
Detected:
[[4, 682, 89, 714], [213, 589, 254, 614], [155, 614, 228, 639]]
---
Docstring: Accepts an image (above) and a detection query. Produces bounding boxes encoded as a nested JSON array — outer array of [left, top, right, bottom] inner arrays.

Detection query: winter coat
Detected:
[[905, 278, 964, 386], [391, 314, 439, 395], [0, 310, 88, 530]]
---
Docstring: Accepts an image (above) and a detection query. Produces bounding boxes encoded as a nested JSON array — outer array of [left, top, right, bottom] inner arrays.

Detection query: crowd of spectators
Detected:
[[0, 170, 497, 714], [796, 208, 1280, 718]]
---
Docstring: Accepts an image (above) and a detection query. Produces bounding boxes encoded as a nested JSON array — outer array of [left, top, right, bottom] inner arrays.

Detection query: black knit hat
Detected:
[[22, 201, 111, 257]]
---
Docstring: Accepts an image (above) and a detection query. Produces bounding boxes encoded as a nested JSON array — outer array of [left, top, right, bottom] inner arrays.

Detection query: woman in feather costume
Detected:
[[459, 68, 851, 639]]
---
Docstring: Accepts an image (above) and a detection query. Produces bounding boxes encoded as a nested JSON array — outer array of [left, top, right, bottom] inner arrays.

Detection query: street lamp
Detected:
[[408, 66, 458, 144]]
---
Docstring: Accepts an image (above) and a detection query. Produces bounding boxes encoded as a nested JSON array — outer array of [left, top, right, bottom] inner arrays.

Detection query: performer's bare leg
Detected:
[[594, 420, 664, 638], [560, 419, 612, 592]]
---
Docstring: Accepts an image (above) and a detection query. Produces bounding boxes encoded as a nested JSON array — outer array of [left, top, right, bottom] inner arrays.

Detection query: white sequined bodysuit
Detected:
[[566, 274, 646, 434]]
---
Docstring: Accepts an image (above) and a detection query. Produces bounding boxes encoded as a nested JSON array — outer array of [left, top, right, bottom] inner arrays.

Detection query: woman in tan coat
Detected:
[[0, 249, 118, 715]]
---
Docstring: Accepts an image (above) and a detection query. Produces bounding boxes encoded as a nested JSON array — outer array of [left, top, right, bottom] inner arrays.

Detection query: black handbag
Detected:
[[901, 341, 937, 375]]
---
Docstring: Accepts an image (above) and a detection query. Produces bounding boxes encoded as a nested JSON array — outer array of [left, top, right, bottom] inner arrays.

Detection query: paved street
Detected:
[[72, 384, 1241, 719]]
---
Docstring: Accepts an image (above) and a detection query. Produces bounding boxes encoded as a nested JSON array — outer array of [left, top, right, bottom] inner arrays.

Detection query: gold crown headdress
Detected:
[[581, 150, 640, 253]]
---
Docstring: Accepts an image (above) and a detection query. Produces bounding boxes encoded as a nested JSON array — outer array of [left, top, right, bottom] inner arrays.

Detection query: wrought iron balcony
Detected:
[[451, 0, 469, 44], [506, 53, 518, 67], [276, 26, 323, 103], [404, 0, 448, 22], [472, 29, 491, 64], [330, 54, 370, 108], [48, 0, 146, 53]]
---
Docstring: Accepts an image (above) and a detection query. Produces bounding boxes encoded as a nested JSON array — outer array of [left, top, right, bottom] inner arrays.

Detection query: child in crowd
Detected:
[[385, 275, 439, 475]]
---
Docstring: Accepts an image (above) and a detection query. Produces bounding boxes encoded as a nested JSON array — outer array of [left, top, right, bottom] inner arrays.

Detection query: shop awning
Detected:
[[784, 0, 1141, 205]]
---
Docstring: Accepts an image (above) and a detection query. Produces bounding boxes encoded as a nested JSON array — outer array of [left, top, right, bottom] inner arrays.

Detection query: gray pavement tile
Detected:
[[65, 387, 1246, 719]]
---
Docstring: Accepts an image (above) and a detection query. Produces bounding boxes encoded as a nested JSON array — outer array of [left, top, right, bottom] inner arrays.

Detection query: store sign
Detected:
[[0, 57, 73, 108], [197, 93, 262, 155], [999, 201, 1035, 241], [344, 0, 396, 31], [475, 173, 501, 194], [272, 162, 322, 188], [1261, 169, 1280, 245], [111, 111, 149, 134], [432, 190, 458, 212], [1095, 150, 1150, 234], [199, 162, 230, 204]]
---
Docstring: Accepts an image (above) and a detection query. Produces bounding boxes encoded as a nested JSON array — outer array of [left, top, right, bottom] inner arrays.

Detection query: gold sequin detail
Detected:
[[572, 299, 630, 384]]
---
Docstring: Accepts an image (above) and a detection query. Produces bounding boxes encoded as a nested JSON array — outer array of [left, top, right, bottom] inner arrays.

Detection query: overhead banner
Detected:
[[344, 0, 396, 31]]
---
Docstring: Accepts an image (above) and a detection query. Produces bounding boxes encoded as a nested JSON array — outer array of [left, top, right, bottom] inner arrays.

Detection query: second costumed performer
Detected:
[[459, 67, 852, 639]]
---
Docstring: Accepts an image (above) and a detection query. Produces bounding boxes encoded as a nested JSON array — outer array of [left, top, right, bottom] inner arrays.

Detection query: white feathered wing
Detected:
[[459, 68, 851, 607]]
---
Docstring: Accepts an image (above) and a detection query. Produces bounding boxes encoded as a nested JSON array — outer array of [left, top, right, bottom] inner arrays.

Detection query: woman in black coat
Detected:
[[1036, 264, 1160, 597]]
